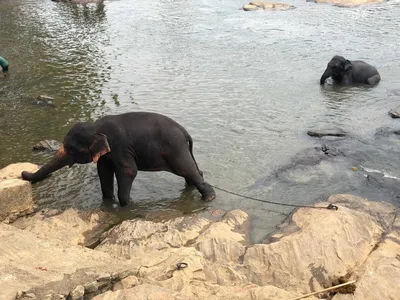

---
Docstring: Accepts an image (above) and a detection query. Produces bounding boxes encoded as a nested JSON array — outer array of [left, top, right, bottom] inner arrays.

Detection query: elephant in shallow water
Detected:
[[320, 55, 380, 86], [21, 112, 216, 206]]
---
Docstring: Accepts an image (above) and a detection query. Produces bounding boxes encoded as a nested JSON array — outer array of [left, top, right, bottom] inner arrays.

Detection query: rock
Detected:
[[84, 281, 100, 293], [32, 140, 61, 152], [96, 209, 250, 260], [28, 95, 56, 108], [241, 194, 396, 295], [388, 105, 400, 118], [13, 208, 120, 247], [242, 4, 260, 10], [312, 0, 385, 7], [112, 275, 139, 291], [0, 162, 39, 180], [0, 179, 35, 223], [93, 284, 190, 300], [307, 128, 347, 138], [52, 0, 103, 4], [333, 213, 400, 300], [0, 223, 136, 300], [241, 1, 295, 10], [195, 237, 245, 264], [1, 195, 398, 299], [69, 285, 84, 300]]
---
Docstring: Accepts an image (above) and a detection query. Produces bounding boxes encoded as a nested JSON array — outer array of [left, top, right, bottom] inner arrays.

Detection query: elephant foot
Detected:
[[202, 194, 216, 202], [200, 182, 216, 201]]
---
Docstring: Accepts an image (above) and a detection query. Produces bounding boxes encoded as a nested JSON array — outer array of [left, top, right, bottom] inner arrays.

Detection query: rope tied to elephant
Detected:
[[211, 185, 338, 210]]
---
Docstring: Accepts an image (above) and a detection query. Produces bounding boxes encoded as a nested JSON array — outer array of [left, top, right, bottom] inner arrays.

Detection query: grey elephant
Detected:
[[320, 55, 380, 86], [21, 112, 216, 206]]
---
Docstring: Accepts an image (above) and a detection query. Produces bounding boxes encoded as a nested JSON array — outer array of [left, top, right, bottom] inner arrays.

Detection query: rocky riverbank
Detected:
[[0, 163, 399, 299]]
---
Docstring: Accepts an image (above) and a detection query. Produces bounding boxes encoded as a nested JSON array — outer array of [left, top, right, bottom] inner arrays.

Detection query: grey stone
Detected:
[[389, 105, 400, 118], [97, 273, 111, 282], [307, 128, 347, 138], [32, 140, 61, 152], [84, 281, 100, 293], [69, 285, 84, 300]]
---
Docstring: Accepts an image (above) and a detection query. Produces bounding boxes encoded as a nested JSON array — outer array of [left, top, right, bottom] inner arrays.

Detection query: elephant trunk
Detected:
[[22, 145, 71, 183], [320, 67, 332, 85]]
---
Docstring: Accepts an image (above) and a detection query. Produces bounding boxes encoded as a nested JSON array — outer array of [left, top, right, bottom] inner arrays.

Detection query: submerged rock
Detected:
[[52, 0, 103, 4], [32, 140, 62, 152], [27, 95, 56, 108], [388, 105, 400, 118], [241, 1, 295, 11], [307, 128, 347, 138], [311, 0, 385, 7]]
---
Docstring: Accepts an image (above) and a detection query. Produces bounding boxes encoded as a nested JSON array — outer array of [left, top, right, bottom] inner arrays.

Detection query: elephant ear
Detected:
[[90, 133, 111, 163], [344, 60, 352, 71]]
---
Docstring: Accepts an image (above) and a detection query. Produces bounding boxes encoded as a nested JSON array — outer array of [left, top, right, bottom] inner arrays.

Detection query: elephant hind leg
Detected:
[[367, 74, 381, 85], [167, 152, 215, 201]]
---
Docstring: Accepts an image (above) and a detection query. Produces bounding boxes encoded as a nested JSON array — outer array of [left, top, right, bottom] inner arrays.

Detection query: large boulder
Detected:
[[0, 163, 39, 180], [0, 163, 39, 223], [242, 194, 396, 295], [333, 212, 400, 300]]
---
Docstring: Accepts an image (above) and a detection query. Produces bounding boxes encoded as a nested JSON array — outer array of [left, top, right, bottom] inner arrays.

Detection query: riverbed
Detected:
[[1, 0, 400, 241]]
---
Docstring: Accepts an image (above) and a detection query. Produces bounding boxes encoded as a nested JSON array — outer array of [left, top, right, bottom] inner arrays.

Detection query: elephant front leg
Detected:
[[97, 157, 115, 201], [115, 163, 138, 207]]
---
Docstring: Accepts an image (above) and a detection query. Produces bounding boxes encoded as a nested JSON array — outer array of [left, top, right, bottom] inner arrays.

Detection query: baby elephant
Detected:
[[320, 55, 380, 86], [21, 112, 216, 206]]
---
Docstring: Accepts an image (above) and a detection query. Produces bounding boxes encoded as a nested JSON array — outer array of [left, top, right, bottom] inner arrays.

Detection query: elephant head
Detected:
[[22, 123, 110, 183], [320, 55, 352, 84]]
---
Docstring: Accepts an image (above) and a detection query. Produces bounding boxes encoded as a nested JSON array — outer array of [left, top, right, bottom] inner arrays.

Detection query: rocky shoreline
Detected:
[[0, 163, 399, 300]]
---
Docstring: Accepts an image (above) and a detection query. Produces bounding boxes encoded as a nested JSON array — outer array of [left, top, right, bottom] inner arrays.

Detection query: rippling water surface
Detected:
[[1, 0, 400, 241]]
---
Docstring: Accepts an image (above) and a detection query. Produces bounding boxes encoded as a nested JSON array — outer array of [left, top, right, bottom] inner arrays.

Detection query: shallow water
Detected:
[[1, 0, 400, 241]]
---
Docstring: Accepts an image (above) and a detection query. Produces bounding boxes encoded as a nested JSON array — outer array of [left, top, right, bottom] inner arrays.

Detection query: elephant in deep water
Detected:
[[21, 112, 216, 206], [320, 55, 381, 86]]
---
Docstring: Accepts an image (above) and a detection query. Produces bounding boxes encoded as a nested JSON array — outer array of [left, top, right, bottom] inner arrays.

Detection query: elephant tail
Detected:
[[186, 133, 203, 176]]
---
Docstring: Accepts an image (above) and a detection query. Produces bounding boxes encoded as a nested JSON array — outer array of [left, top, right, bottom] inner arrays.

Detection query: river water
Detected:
[[1, 0, 400, 241]]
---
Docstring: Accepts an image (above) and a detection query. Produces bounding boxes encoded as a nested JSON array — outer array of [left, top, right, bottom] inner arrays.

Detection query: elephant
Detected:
[[320, 55, 380, 86], [21, 112, 216, 206]]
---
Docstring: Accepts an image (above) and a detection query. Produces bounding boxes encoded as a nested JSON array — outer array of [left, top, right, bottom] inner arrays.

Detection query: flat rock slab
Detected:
[[307, 129, 347, 138], [13, 207, 120, 247], [388, 105, 400, 118], [241, 1, 295, 10], [0, 223, 136, 300]]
